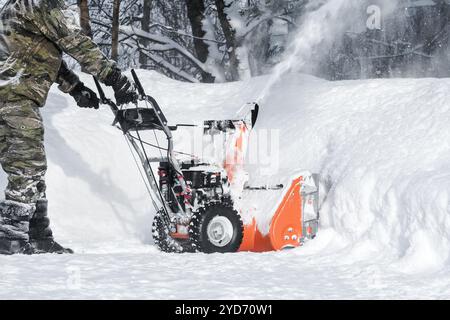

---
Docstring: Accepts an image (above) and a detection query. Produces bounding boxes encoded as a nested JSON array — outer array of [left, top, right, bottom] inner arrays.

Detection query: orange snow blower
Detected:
[[238, 175, 319, 252], [95, 70, 319, 254], [206, 111, 320, 252]]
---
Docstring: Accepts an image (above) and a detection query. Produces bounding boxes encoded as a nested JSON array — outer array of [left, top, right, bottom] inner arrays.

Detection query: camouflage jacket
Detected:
[[0, 0, 116, 106]]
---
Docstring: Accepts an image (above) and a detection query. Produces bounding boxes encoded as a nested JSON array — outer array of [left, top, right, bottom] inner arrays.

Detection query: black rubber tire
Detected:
[[152, 211, 194, 253], [189, 204, 244, 254]]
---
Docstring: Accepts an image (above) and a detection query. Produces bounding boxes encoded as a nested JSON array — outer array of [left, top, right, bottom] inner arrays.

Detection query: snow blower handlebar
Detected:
[[129, 70, 193, 208], [93, 76, 118, 113], [94, 72, 197, 132], [93, 75, 171, 217], [93, 71, 193, 222], [131, 69, 146, 99]]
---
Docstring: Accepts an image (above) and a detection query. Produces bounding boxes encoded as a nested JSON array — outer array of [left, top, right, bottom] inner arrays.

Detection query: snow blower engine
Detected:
[[94, 70, 320, 254]]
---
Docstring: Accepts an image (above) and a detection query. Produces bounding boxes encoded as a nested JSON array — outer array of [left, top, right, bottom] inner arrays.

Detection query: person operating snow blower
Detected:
[[0, 0, 138, 255]]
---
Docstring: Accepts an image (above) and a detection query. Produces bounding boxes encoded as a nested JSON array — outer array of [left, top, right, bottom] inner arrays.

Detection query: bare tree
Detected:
[[86, 0, 306, 82], [215, 0, 239, 80], [77, 0, 93, 38], [186, 0, 215, 82], [139, 0, 152, 67], [111, 0, 121, 61]]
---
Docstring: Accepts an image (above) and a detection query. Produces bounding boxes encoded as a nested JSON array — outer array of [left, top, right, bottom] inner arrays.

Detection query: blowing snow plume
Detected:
[[257, 0, 360, 101], [258, 0, 426, 101]]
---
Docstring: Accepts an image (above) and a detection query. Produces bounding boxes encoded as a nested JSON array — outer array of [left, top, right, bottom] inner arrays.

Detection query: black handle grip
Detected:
[[131, 69, 146, 98], [93, 76, 106, 103], [93, 76, 119, 113]]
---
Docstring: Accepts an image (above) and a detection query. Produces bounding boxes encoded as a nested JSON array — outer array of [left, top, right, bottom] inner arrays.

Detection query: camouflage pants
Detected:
[[0, 100, 47, 204]]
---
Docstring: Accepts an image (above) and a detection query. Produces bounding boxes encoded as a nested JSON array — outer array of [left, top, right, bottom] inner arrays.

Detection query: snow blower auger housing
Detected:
[[94, 70, 319, 254]]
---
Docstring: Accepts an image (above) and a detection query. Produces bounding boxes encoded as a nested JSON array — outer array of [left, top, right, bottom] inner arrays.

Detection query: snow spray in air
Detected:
[[256, 0, 359, 102]]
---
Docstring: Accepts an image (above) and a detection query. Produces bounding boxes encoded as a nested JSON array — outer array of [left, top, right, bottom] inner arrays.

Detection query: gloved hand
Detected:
[[69, 82, 100, 109], [104, 68, 138, 106]]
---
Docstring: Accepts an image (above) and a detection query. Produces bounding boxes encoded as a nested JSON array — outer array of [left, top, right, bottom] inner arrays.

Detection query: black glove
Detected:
[[69, 82, 100, 109], [104, 68, 138, 106]]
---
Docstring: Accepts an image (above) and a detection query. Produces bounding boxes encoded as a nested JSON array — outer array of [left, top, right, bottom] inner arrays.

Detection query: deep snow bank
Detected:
[[251, 73, 450, 273], [1, 70, 449, 272]]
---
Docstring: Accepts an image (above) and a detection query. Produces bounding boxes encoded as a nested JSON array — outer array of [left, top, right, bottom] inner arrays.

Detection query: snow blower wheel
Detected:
[[152, 211, 194, 253], [189, 204, 244, 253]]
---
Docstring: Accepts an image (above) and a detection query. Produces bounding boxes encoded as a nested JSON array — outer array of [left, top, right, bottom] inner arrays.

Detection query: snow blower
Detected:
[[94, 70, 319, 253]]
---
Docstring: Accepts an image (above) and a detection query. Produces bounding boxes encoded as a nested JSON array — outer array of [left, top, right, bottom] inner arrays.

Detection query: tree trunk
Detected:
[[111, 0, 121, 62], [215, 0, 240, 81], [77, 0, 92, 38], [139, 0, 152, 68], [185, 0, 215, 83]]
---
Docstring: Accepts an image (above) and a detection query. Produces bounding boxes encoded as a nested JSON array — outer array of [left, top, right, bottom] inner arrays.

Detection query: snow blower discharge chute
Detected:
[[94, 70, 320, 253]]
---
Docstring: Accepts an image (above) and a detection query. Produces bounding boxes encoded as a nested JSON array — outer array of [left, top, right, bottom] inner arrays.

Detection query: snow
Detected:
[[0, 0, 7, 11], [404, 0, 438, 7], [1, 69, 449, 299]]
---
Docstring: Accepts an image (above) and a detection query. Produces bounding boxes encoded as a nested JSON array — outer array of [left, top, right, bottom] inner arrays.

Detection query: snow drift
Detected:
[[252, 73, 450, 273]]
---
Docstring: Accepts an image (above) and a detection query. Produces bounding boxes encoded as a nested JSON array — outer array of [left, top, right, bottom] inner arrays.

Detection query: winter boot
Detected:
[[29, 199, 73, 254], [0, 200, 36, 255]]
